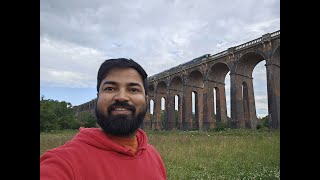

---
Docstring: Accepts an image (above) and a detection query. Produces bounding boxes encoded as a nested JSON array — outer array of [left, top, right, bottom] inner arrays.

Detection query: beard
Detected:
[[95, 101, 147, 137]]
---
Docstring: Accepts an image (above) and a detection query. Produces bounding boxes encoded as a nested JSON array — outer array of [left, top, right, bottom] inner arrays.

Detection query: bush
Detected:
[[40, 98, 79, 132], [160, 110, 166, 130], [256, 115, 269, 129], [215, 120, 231, 131], [76, 111, 97, 128]]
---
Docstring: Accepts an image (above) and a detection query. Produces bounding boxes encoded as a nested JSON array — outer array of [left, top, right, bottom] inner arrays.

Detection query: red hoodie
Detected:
[[40, 128, 166, 180]]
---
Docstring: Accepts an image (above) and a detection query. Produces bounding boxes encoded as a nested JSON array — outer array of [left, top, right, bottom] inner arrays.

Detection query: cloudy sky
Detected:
[[40, 0, 280, 118]]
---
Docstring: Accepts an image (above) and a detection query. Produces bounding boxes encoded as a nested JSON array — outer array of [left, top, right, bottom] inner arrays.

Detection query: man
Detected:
[[40, 58, 167, 180]]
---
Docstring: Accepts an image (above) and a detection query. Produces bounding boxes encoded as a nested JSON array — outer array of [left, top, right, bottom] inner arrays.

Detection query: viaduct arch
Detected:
[[75, 30, 280, 130]]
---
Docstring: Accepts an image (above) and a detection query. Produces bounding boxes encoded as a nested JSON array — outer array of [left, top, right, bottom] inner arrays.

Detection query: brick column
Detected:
[[143, 99, 151, 130], [182, 86, 193, 130], [216, 83, 228, 123], [203, 80, 215, 130], [266, 63, 280, 129], [153, 93, 161, 130], [196, 89, 204, 130], [230, 73, 245, 128], [167, 91, 176, 130]]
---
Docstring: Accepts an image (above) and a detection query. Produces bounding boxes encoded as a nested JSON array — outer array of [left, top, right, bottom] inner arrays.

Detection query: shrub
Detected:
[[76, 111, 97, 128], [256, 115, 269, 129], [40, 98, 78, 132], [215, 120, 231, 131]]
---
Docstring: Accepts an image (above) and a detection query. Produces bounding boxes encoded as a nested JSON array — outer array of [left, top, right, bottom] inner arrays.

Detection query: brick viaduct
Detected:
[[75, 30, 280, 130]]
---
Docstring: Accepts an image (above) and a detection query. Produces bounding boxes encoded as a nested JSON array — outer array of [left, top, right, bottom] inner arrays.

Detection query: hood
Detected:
[[72, 127, 148, 156]]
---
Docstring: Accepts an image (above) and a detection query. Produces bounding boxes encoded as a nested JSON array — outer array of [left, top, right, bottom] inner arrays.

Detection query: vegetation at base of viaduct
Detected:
[[40, 96, 97, 132], [40, 97, 269, 132]]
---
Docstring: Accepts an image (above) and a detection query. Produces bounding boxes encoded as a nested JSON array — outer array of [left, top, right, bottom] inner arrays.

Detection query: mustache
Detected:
[[107, 101, 136, 112]]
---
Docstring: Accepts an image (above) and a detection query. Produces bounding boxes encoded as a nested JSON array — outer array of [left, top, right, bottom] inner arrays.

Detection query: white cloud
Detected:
[[40, 67, 94, 88], [255, 95, 268, 109], [40, 36, 108, 88]]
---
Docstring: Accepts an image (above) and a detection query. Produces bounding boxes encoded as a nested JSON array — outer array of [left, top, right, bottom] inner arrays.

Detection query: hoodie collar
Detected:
[[73, 128, 147, 156]]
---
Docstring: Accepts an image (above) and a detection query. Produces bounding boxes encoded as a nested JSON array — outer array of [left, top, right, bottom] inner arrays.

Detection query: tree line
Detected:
[[40, 96, 270, 132], [40, 96, 97, 132]]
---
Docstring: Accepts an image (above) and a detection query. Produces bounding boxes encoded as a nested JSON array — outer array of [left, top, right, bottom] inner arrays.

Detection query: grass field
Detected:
[[41, 128, 280, 179]]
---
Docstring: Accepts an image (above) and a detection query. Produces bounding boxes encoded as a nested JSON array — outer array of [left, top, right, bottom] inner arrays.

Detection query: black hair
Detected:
[[97, 58, 148, 95]]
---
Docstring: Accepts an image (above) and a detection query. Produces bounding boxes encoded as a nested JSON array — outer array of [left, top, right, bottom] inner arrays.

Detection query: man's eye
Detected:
[[104, 87, 114, 91], [130, 88, 140, 92]]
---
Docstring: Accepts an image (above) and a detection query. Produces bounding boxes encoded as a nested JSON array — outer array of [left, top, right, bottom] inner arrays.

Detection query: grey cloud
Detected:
[[41, 0, 279, 56], [41, 0, 279, 114]]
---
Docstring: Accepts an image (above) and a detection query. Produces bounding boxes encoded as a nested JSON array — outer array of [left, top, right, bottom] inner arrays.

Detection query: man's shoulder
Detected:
[[41, 138, 85, 159]]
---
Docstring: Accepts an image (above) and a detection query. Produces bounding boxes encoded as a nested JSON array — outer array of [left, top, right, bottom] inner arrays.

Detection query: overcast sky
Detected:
[[40, 0, 280, 118]]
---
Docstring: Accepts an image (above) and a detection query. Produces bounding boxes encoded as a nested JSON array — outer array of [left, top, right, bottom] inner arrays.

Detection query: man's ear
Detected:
[[145, 95, 148, 102]]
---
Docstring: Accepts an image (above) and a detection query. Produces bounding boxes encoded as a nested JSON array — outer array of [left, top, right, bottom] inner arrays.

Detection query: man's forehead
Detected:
[[103, 67, 139, 76], [102, 68, 143, 82]]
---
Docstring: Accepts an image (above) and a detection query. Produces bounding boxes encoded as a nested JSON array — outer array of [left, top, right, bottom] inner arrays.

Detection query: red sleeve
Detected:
[[40, 151, 74, 180]]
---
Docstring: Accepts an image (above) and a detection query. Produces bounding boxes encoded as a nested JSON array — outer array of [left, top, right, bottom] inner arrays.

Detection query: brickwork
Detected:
[[75, 30, 280, 130]]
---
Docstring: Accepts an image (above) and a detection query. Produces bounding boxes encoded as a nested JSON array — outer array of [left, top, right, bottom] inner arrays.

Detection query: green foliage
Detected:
[[215, 120, 231, 131], [40, 98, 80, 132], [76, 111, 97, 128], [150, 113, 154, 129], [175, 110, 178, 128], [256, 115, 269, 129], [160, 110, 166, 130]]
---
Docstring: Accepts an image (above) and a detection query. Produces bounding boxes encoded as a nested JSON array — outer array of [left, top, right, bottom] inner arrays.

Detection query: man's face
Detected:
[[95, 67, 147, 137]]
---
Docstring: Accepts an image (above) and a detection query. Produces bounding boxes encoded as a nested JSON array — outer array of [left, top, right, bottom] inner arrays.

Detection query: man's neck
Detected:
[[99, 128, 138, 138]]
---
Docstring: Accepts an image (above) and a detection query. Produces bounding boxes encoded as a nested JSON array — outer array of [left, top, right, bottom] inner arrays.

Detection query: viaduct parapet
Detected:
[[75, 30, 280, 130]]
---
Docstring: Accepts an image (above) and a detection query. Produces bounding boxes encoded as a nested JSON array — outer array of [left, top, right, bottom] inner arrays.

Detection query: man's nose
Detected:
[[114, 89, 129, 102]]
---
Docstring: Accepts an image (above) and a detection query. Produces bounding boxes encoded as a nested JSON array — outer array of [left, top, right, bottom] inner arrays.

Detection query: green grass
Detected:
[[41, 128, 280, 179], [40, 129, 79, 156]]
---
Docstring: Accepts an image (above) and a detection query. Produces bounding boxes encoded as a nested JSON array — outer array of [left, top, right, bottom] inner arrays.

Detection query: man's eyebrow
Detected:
[[103, 81, 142, 87], [102, 81, 116, 85], [128, 82, 142, 87]]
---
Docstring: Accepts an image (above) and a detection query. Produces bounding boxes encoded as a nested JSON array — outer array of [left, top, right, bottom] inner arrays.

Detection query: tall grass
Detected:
[[41, 129, 280, 179]]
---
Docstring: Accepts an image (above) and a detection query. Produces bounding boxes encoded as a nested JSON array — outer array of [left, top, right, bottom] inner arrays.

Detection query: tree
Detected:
[[40, 98, 79, 132], [76, 111, 97, 128], [256, 115, 269, 129]]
